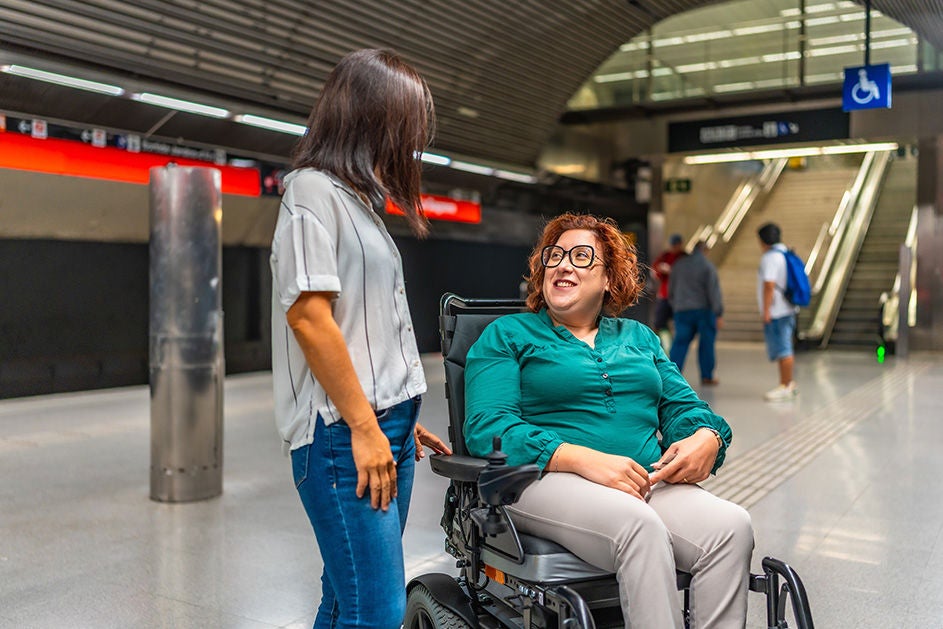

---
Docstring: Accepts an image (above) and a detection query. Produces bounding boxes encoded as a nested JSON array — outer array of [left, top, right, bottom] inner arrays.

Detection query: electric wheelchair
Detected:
[[404, 294, 814, 629]]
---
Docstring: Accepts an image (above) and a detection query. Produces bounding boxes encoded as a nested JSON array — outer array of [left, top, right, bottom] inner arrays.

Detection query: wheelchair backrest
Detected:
[[439, 293, 526, 456]]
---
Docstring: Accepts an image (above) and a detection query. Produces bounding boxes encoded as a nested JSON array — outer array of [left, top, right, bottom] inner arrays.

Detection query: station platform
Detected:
[[1, 344, 942, 628]]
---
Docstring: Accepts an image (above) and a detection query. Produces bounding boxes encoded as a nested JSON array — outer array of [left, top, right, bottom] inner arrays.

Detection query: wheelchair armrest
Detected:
[[429, 454, 489, 482], [477, 463, 540, 506]]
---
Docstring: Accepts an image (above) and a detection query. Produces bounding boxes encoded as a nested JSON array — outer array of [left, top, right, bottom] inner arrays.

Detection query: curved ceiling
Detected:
[[0, 0, 941, 168]]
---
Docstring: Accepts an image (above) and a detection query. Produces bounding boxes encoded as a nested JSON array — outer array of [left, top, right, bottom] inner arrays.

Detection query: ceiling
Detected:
[[1, 0, 942, 168]]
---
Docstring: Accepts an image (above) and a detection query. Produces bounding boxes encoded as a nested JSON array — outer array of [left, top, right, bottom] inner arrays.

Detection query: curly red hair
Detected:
[[525, 212, 643, 316]]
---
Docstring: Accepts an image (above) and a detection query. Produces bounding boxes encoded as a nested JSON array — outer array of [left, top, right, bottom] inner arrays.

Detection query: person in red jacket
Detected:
[[651, 234, 686, 348]]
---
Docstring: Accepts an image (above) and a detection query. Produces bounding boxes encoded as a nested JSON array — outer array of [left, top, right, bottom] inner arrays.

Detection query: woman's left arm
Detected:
[[647, 334, 732, 485]]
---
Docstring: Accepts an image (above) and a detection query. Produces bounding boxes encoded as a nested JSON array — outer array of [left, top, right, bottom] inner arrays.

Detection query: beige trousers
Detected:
[[507, 473, 754, 629]]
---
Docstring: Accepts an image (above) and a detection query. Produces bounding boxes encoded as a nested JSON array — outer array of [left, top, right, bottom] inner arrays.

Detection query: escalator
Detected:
[[717, 163, 860, 342], [827, 156, 916, 347]]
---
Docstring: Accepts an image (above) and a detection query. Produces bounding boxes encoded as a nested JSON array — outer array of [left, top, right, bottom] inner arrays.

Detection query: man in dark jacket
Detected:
[[668, 241, 724, 384]]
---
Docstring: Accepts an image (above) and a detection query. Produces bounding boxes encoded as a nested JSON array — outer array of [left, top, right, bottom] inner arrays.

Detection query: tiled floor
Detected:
[[1, 344, 941, 628]]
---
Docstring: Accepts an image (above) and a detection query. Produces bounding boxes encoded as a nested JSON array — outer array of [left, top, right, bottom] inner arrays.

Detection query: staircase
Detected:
[[827, 156, 916, 347], [716, 165, 860, 342]]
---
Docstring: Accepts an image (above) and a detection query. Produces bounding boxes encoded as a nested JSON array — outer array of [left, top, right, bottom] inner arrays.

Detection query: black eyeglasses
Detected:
[[541, 245, 601, 268]]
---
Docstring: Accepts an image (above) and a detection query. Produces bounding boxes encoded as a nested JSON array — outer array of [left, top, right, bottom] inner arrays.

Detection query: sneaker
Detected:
[[701, 378, 720, 385], [764, 382, 798, 401]]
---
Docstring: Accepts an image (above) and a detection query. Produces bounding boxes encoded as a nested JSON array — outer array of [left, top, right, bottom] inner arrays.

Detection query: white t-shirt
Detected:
[[757, 244, 798, 320], [269, 169, 426, 454]]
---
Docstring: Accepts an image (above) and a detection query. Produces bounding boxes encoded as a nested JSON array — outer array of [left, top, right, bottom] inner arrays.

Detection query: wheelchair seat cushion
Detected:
[[481, 532, 613, 584]]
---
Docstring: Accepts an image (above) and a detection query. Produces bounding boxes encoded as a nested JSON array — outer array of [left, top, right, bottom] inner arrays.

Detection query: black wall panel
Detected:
[[0, 237, 531, 398]]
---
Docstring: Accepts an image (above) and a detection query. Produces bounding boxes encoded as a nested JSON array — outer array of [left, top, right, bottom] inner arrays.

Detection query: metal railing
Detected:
[[800, 150, 893, 345], [687, 158, 787, 262], [879, 206, 919, 355]]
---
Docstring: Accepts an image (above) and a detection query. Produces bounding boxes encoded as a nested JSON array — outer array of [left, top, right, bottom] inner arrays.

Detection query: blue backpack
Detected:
[[780, 248, 811, 307]]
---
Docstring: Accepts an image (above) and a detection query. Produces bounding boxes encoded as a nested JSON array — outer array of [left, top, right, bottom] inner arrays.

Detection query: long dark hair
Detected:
[[292, 49, 434, 237]]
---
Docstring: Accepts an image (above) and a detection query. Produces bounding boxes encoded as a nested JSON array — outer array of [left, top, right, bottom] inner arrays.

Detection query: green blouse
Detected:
[[464, 309, 731, 472]]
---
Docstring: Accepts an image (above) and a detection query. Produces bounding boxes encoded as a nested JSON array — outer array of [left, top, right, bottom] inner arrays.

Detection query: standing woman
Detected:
[[270, 49, 450, 629]]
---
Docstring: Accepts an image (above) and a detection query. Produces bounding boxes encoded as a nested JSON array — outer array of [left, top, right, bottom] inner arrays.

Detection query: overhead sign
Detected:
[[668, 108, 849, 152], [386, 194, 482, 224], [842, 63, 892, 111], [0, 132, 260, 196]]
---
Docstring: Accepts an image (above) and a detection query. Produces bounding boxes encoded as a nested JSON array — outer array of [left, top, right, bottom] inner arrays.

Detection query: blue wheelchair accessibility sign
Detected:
[[843, 63, 892, 111]]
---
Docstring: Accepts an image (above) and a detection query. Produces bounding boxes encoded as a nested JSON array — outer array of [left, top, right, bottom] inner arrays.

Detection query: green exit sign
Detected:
[[665, 178, 692, 193]]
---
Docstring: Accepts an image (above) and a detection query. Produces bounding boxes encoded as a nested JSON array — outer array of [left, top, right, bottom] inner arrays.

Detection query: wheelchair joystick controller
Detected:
[[472, 436, 541, 537]]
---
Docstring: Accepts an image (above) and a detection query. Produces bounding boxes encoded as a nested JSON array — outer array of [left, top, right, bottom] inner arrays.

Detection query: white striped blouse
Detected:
[[270, 168, 426, 454]]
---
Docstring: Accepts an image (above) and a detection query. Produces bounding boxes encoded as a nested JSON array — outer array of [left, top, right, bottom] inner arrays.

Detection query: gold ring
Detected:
[[683, 477, 689, 483]]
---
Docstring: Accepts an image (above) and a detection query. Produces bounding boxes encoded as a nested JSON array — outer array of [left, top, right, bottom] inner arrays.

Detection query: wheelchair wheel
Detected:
[[404, 584, 472, 629]]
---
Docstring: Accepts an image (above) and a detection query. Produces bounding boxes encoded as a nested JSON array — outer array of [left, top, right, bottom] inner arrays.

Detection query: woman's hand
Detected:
[[648, 428, 720, 486], [350, 422, 397, 511], [414, 422, 452, 460], [553, 443, 651, 500]]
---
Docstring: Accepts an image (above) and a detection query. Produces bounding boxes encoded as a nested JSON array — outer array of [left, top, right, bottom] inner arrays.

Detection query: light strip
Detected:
[[1, 64, 124, 96], [494, 169, 538, 184], [449, 160, 495, 176], [684, 143, 898, 164], [234, 114, 306, 135], [131, 92, 229, 118], [420, 152, 451, 166], [820, 142, 899, 155]]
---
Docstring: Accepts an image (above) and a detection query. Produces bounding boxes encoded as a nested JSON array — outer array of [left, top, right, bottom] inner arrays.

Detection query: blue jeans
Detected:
[[291, 396, 421, 629], [669, 309, 717, 380]]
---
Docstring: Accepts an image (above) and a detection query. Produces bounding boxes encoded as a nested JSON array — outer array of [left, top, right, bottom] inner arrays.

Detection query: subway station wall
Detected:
[[0, 237, 531, 398]]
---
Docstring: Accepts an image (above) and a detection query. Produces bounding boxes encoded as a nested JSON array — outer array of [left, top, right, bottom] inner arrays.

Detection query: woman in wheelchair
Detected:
[[464, 213, 754, 628]]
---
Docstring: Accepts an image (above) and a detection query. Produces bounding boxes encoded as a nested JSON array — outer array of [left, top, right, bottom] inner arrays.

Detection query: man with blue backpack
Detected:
[[757, 222, 810, 401]]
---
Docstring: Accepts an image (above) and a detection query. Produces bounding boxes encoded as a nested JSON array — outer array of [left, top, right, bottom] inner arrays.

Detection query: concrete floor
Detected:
[[1, 343, 942, 628]]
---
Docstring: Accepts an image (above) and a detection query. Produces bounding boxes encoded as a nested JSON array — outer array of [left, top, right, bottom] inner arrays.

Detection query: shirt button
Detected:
[[602, 373, 609, 379], [399, 287, 405, 294], [407, 325, 413, 331], [605, 389, 613, 396], [596, 357, 603, 362]]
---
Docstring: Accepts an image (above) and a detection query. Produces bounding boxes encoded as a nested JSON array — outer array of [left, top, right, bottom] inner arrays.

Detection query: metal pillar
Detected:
[[149, 165, 224, 502]]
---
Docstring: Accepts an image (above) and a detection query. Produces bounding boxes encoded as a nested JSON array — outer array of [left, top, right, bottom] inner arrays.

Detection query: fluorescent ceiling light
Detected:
[[810, 33, 861, 46], [871, 38, 916, 50], [595, 71, 644, 83], [806, 2, 837, 13], [234, 114, 306, 135], [653, 36, 685, 47], [1, 64, 124, 96], [733, 24, 783, 36], [762, 52, 801, 62], [494, 169, 538, 184], [684, 30, 731, 42], [132, 92, 229, 118], [809, 44, 862, 57], [420, 152, 451, 166], [719, 56, 762, 68], [676, 62, 716, 73], [807, 16, 841, 26], [684, 143, 898, 164], [820, 142, 898, 155], [449, 160, 495, 176], [713, 82, 755, 93]]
